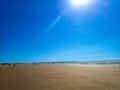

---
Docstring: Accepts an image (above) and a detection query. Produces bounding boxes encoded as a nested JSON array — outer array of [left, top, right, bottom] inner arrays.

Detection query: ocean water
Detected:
[[0, 60, 120, 65]]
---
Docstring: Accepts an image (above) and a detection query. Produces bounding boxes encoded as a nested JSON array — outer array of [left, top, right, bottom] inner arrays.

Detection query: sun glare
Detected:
[[69, 0, 92, 7]]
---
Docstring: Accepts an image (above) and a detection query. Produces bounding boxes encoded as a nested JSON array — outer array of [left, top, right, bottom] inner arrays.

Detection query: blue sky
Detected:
[[0, 0, 120, 63]]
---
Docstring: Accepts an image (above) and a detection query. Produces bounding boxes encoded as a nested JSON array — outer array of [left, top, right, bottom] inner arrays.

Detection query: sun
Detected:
[[69, 0, 92, 7]]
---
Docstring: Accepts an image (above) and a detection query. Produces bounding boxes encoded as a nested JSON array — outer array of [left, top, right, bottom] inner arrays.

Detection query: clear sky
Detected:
[[0, 0, 120, 63]]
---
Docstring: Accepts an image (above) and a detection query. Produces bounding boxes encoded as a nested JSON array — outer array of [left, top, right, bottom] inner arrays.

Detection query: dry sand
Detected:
[[0, 64, 120, 90]]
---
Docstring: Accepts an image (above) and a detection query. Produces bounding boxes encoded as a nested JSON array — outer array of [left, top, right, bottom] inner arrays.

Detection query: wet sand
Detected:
[[0, 64, 120, 90]]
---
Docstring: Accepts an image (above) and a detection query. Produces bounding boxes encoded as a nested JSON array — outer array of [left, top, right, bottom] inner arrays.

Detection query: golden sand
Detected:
[[0, 64, 120, 90]]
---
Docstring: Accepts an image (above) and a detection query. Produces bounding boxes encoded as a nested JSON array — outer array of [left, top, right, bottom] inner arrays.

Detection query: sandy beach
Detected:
[[0, 64, 120, 90]]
